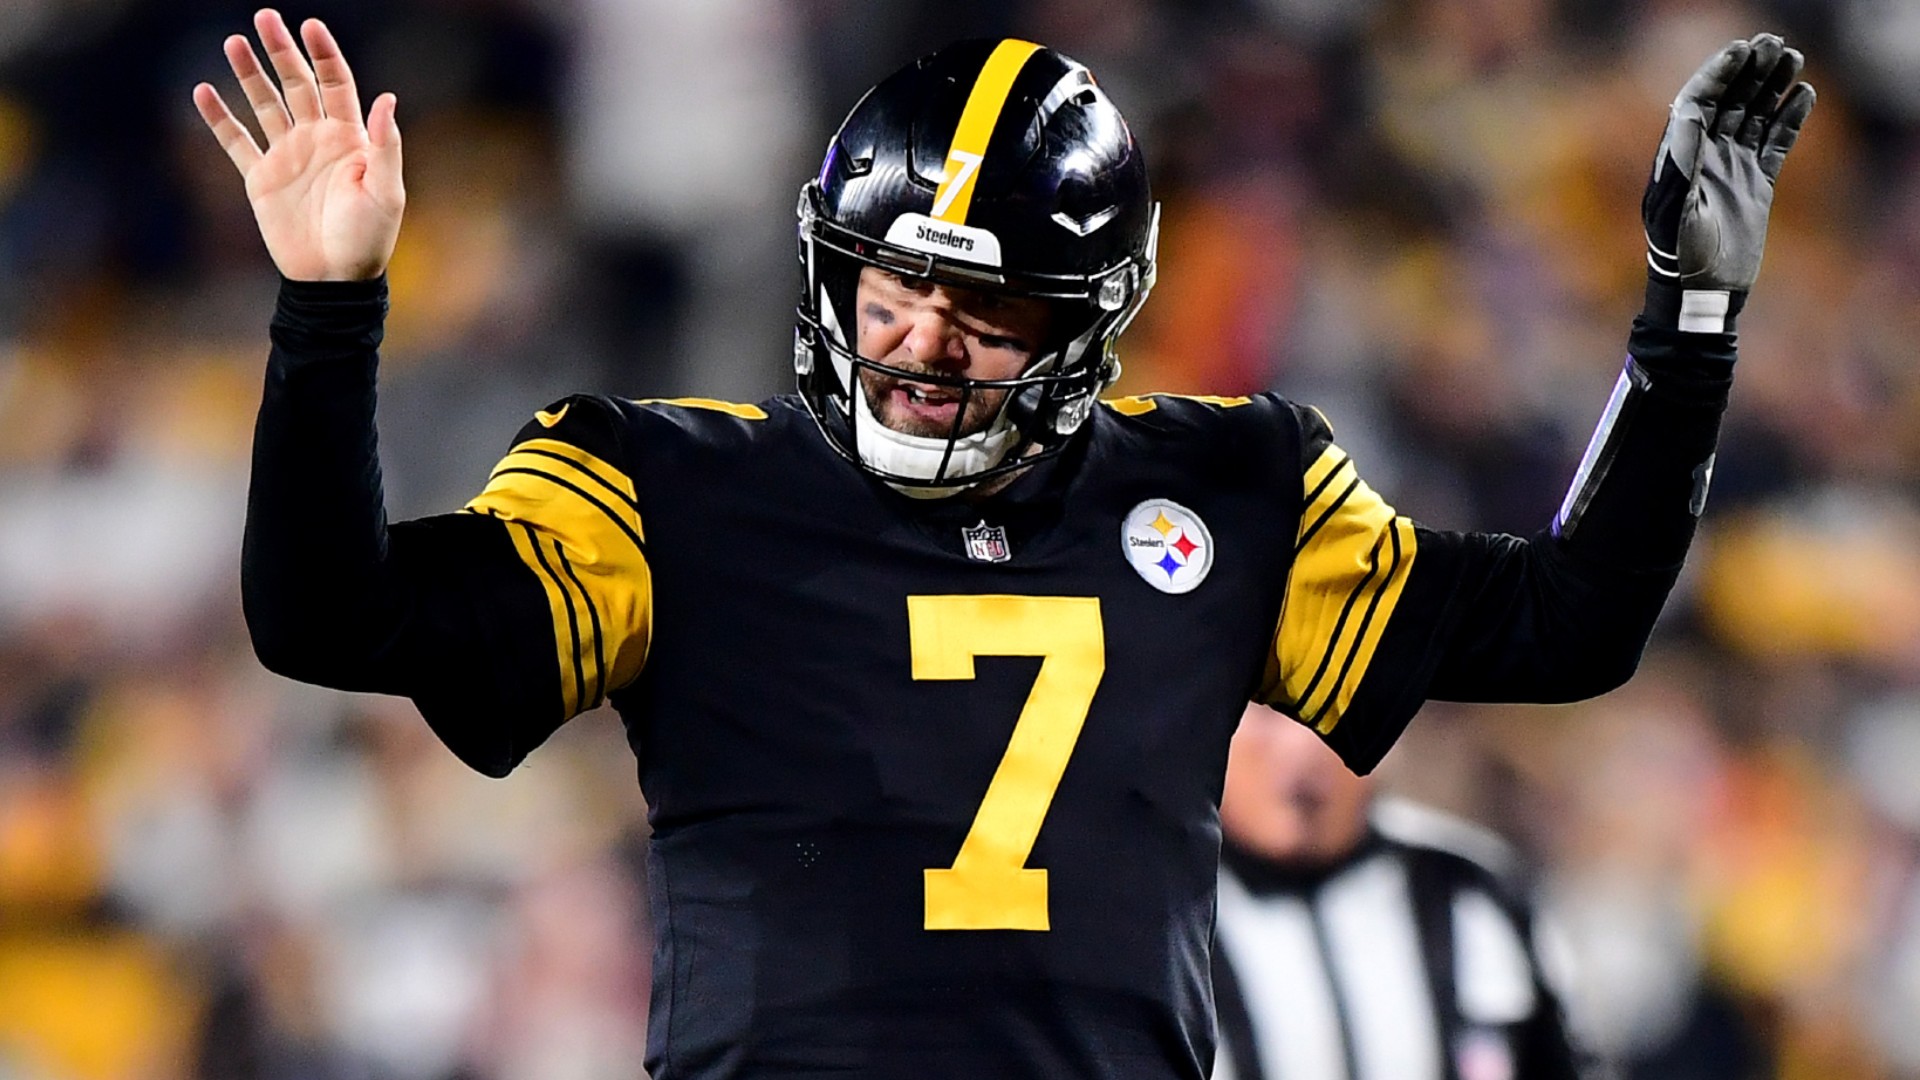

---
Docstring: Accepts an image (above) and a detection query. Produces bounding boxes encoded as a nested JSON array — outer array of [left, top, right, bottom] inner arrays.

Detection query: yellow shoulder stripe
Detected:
[[1300, 450, 1353, 538], [468, 438, 651, 719], [630, 397, 767, 420], [933, 39, 1042, 225], [1264, 442, 1418, 734], [1102, 393, 1255, 416], [501, 437, 638, 502], [477, 439, 642, 552]]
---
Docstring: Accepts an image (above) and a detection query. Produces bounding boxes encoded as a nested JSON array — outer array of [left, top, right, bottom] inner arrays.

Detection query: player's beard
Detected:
[[858, 367, 1009, 439]]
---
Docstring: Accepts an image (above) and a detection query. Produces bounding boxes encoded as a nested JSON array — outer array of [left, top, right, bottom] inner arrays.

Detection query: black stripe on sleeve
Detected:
[[1310, 523, 1406, 729], [1301, 450, 1352, 508], [491, 467, 647, 553], [1296, 529, 1387, 716], [523, 524, 586, 711], [1296, 471, 1360, 554], [515, 446, 641, 513], [555, 546, 606, 708]]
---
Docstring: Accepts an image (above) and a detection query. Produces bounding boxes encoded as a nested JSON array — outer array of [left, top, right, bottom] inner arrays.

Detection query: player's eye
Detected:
[[977, 333, 1030, 354], [885, 271, 935, 296]]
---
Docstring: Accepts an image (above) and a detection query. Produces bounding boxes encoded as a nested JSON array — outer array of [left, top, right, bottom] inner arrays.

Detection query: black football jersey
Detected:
[[249, 277, 1731, 1080], [450, 391, 1430, 1080]]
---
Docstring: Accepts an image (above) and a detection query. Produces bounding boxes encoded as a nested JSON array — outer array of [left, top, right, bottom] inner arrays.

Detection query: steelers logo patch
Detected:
[[1121, 499, 1214, 594]]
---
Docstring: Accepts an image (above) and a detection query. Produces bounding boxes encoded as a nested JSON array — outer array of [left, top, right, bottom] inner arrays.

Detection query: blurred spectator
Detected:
[[564, 0, 811, 399]]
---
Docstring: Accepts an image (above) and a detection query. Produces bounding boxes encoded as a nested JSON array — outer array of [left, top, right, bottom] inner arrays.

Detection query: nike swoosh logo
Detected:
[[535, 404, 569, 428]]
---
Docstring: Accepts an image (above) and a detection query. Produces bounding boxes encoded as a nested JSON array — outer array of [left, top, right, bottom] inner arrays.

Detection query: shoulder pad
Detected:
[[624, 395, 780, 449], [508, 393, 630, 465], [629, 397, 770, 421], [1103, 392, 1254, 415]]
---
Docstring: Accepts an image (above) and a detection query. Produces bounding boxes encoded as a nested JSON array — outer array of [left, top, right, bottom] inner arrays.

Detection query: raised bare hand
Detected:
[[193, 10, 403, 281]]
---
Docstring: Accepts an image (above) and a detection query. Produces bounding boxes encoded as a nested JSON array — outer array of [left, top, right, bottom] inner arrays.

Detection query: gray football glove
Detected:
[[1642, 33, 1815, 332]]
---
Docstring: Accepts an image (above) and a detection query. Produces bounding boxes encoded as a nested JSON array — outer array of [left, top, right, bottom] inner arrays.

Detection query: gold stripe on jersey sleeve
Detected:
[[932, 39, 1042, 225], [1264, 443, 1418, 734], [502, 522, 587, 717], [1103, 393, 1254, 416], [467, 438, 652, 717], [630, 398, 768, 420], [546, 530, 610, 711]]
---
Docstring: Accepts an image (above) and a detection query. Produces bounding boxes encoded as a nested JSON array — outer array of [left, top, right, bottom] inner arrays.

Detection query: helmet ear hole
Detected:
[[1053, 392, 1095, 436], [1000, 357, 1104, 444], [1003, 383, 1046, 434], [793, 327, 815, 376]]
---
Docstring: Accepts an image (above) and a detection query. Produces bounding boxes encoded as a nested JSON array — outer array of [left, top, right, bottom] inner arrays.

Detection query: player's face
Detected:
[[1220, 703, 1375, 868], [854, 267, 1053, 438]]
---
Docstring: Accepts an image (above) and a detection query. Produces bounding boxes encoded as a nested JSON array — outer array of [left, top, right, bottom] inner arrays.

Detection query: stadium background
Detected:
[[2, 0, 1918, 1077]]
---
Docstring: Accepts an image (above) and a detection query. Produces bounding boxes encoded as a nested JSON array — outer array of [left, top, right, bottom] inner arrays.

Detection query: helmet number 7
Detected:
[[931, 150, 985, 220], [908, 594, 1105, 930]]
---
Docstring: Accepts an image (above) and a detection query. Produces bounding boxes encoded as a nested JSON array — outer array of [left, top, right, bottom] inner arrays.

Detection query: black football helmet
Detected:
[[795, 38, 1159, 492]]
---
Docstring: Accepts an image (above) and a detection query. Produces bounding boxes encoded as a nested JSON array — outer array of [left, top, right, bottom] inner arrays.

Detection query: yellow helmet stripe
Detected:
[[931, 39, 1042, 225]]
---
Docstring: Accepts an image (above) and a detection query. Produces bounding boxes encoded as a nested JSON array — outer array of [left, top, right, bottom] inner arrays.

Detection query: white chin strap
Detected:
[[852, 384, 1021, 499]]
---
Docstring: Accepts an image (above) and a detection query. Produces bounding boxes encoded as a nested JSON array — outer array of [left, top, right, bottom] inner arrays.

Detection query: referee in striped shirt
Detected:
[[1212, 703, 1594, 1080]]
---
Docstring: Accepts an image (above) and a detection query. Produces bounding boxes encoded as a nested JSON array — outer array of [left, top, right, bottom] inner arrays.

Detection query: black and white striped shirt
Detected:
[[1211, 799, 1590, 1080]]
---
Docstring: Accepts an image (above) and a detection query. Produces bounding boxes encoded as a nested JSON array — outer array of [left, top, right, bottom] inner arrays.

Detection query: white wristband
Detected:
[[1677, 289, 1731, 333]]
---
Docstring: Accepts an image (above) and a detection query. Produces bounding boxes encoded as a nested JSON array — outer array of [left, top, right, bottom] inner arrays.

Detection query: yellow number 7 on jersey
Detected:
[[908, 595, 1105, 931]]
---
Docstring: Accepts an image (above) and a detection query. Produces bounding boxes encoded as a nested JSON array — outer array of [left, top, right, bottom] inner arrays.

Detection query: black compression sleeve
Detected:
[[1442, 314, 1731, 684], [241, 278, 563, 776], [1322, 319, 1732, 773], [243, 276, 398, 686]]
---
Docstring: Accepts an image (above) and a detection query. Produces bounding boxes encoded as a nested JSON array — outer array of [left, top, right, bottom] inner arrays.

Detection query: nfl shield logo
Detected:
[[961, 520, 1011, 563]]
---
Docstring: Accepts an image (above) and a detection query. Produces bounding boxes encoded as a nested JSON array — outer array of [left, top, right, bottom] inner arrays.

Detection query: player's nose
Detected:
[[901, 310, 968, 370]]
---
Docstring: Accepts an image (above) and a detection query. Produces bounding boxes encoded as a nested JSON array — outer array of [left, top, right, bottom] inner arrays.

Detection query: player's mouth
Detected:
[[890, 380, 965, 427]]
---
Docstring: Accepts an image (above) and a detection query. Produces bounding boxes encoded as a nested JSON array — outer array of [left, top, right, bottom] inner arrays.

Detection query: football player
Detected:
[[195, 12, 1812, 1079]]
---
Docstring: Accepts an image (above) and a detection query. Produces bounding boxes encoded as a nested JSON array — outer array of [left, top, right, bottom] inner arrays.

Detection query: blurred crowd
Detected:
[[1, 0, 1918, 1078]]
